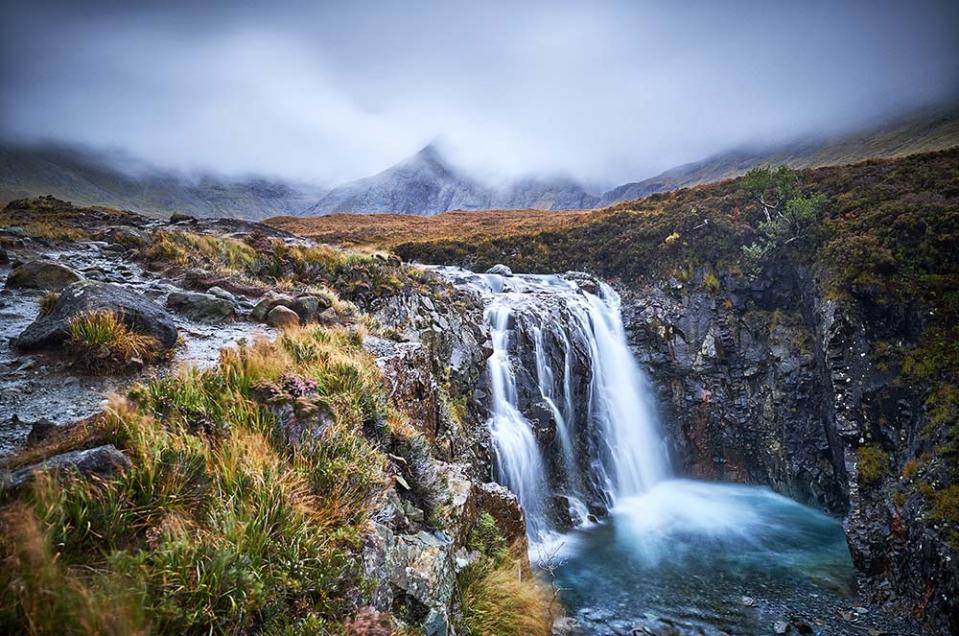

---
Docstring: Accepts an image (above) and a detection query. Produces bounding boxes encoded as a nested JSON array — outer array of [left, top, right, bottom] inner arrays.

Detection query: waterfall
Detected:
[[465, 269, 671, 541]]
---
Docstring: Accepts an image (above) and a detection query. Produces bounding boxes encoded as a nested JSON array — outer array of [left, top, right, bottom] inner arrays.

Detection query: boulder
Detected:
[[96, 226, 152, 247], [26, 417, 58, 444], [486, 263, 513, 276], [16, 280, 179, 350], [169, 212, 196, 223], [206, 286, 236, 302], [291, 293, 332, 323], [5, 259, 84, 291], [266, 305, 300, 328], [0, 246, 8, 265], [251, 291, 295, 322], [166, 290, 235, 322], [0, 444, 131, 492]]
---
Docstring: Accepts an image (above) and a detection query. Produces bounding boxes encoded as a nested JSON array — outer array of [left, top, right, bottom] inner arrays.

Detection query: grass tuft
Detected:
[[38, 291, 60, 317], [857, 445, 889, 485], [459, 550, 553, 636], [66, 310, 165, 372], [458, 514, 552, 636]]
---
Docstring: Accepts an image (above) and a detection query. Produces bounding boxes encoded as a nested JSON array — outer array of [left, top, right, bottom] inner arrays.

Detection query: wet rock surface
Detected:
[[5, 258, 84, 291], [165, 290, 236, 322], [0, 221, 274, 455], [266, 304, 300, 328], [1, 444, 130, 491]]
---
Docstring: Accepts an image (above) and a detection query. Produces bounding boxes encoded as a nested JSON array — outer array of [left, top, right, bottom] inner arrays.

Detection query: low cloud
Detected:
[[2, 0, 957, 185]]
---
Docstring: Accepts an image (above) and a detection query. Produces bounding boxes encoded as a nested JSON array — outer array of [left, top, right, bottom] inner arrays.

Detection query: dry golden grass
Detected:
[[266, 208, 605, 251], [459, 545, 554, 636], [66, 310, 166, 372], [0, 500, 150, 636], [1, 325, 391, 634]]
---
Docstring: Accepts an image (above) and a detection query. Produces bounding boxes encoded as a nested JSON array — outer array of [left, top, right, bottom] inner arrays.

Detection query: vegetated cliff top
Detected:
[[267, 207, 599, 251], [270, 148, 959, 296]]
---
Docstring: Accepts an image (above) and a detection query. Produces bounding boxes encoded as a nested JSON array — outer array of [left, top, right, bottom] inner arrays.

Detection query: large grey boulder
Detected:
[[95, 226, 152, 247], [166, 290, 235, 322], [16, 280, 179, 350], [205, 286, 236, 303], [5, 259, 84, 291], [1, 444, 131, 491]]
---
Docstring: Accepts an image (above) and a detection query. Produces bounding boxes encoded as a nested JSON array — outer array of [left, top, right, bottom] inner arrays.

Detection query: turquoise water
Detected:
[[551, 479, 857, 635]]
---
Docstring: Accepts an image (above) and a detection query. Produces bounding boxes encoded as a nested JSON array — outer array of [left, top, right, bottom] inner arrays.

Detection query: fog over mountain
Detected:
[[3, 105, 957, 218], [2, 0, 957, 191]]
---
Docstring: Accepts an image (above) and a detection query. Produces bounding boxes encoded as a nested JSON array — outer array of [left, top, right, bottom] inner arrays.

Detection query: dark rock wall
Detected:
[[617, 266, 957, 634]]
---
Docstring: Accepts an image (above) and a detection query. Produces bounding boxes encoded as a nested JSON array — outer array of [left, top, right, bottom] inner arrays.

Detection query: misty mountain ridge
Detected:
[[2, 104, 957, 219], [0, 143, 328, 221]]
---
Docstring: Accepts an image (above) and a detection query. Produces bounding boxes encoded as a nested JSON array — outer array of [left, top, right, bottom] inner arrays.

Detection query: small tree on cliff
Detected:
[[741, 166, 826, 272]]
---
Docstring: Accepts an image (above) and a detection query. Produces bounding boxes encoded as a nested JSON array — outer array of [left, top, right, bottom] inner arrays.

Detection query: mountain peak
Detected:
[[408, 143, 447, 168]]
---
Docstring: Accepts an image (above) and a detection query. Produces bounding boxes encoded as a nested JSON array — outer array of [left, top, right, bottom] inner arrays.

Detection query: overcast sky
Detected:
[[1, 0, 957, 186]]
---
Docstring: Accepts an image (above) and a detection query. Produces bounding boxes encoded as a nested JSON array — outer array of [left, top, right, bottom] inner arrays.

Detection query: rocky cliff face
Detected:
[[617, 265, 958, 634]]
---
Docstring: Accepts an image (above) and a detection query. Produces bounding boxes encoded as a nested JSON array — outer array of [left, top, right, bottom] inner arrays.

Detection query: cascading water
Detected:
[[485, 303, 551, 537], [435, 266, 869, 635], [470, 270, 671, 540]]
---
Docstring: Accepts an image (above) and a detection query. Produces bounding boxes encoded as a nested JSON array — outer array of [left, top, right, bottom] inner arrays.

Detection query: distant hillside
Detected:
[[599, 105, 959, 205], [0, 143, 326, 220]]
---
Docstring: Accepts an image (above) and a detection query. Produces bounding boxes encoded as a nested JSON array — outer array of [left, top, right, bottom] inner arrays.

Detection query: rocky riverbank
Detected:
[[0, 197, 547, 635]]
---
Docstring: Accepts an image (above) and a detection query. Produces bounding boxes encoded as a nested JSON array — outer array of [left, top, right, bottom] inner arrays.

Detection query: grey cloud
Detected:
[[1, 0, 957, 186]]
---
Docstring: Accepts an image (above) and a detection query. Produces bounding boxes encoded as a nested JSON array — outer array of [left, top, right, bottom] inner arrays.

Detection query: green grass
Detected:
[[857, 445, 889, 485], [0, 326, 390, 634]]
